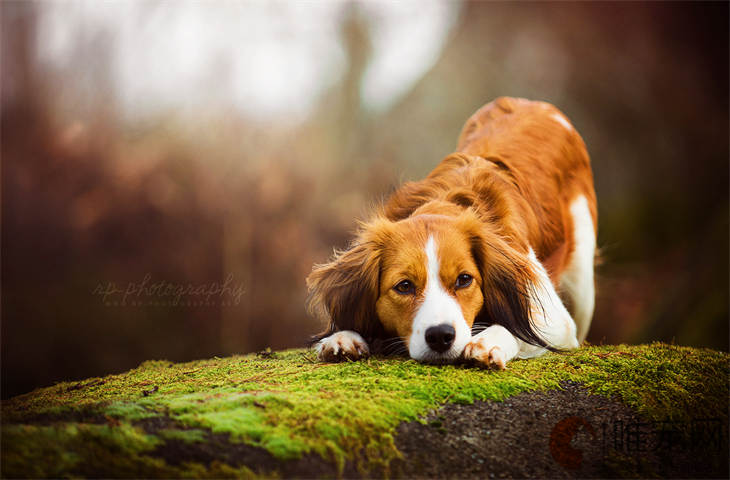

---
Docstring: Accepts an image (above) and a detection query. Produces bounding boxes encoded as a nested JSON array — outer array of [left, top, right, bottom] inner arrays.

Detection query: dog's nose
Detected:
[[425, 324, 456, 353]]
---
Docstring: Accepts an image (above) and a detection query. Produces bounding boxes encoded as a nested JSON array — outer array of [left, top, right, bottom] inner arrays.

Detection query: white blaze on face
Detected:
[[408, 236, 472, 361]]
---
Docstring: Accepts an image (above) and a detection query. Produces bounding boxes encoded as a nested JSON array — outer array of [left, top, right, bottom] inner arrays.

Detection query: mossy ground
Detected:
[[2, 343, 728, 478]]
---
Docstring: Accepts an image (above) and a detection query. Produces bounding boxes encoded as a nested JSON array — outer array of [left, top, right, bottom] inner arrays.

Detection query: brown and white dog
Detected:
[[307, 97, 597, 368]]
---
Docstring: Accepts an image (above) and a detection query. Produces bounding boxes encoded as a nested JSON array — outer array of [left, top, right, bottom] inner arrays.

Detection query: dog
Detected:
[[307, 97, 597, 368]]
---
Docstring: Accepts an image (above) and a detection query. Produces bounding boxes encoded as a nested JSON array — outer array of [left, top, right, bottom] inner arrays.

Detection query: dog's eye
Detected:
[[393, 280, 415, 295], [455, 273, 473, 289]]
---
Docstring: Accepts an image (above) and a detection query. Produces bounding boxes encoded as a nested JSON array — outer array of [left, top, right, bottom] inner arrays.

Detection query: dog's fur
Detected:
[[307, 97, 597, 368]]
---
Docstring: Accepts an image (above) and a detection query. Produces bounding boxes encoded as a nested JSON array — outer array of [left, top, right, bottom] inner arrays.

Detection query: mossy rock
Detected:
[[2, 343, 728, 478]]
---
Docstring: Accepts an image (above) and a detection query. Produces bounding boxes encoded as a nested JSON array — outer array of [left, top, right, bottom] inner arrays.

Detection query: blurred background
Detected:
[[2, 1, 727, 399]]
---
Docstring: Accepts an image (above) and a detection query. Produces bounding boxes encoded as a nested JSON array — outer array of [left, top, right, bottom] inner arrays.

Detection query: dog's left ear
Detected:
[[457, 211, 549, 349], [306, 218, 392, 343]]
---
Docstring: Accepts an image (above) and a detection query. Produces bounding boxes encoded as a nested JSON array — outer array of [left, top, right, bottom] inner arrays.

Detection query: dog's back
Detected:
[[454, 97, 595, 274], [457, 97, 595, 207]]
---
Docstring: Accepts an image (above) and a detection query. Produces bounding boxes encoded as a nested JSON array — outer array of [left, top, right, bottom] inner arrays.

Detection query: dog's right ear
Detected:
[[306, 218, 393, 344], [455, 209, 550, 350]]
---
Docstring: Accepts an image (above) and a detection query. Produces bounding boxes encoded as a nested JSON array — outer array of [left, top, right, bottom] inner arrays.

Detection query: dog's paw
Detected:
[[463, 337, 507, 369], [315, 331, 370, 362]]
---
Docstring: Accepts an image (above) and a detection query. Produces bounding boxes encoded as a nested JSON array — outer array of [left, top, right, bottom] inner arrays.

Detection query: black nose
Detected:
[[425, 324, 456, 353]]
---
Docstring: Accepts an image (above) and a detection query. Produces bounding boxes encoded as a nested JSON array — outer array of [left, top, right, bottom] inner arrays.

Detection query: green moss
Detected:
[[2, 343, 727, 477], [105, 401, 159, 421], [157, 428, 208, 444], [1, 423, 164, 478]]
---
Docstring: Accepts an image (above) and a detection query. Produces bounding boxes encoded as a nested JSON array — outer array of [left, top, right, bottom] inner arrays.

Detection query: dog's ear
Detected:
[[458, 211, 549, 349], [306, 218, 392, 344]]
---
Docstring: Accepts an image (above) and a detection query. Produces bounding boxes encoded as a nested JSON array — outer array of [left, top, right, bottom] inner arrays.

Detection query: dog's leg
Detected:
[[558, 195, 596, 343], [517, 248, 580, 359], [463, 324, 521, 369], [315, 330, 370, 362], [464, 248, 580, 368]]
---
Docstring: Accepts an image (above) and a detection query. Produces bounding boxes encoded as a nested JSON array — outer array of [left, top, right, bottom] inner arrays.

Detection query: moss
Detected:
[[2, 343, 727, 477], [1, 423, 165, 478], [105, 401, 159, 421], [157, 428, 208, 444]]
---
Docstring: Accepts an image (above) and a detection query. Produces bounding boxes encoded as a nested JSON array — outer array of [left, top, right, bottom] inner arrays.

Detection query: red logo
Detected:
[[549, 416, 596, 470]]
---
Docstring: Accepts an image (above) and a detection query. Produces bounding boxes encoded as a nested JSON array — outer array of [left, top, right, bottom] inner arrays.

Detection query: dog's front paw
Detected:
[[315, 331, 370, 362], [463, 337, 507, 369], [462, 325, 520, 369]]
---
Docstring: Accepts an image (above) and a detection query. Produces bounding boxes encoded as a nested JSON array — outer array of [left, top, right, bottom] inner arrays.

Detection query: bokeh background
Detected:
[[2, 1, 728, 399]]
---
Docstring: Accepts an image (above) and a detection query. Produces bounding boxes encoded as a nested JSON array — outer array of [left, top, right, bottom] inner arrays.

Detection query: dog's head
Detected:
[[307, 207, 544, 362]]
